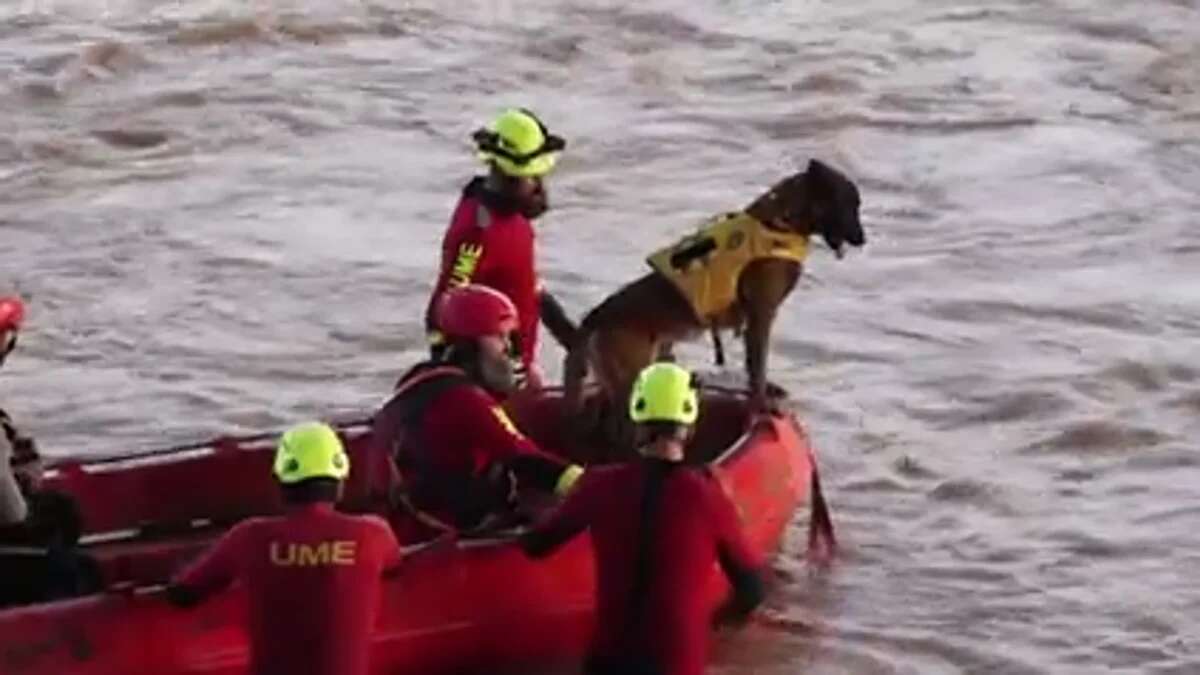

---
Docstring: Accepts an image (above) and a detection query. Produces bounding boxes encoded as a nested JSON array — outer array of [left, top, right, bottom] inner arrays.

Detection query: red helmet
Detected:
[[0, 296, 25, 332], [436, 285, 518, 340]]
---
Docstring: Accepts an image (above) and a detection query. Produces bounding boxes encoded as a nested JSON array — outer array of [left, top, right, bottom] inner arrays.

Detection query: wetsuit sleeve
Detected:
[[371, 517, 403, 574], [425, 193, 485, 336], [538, 290, 577, 350], [707, 477, 766, 618], [167, 522, 249, 608], [459, 390, 569, 492], [517, 472, 599, 558]]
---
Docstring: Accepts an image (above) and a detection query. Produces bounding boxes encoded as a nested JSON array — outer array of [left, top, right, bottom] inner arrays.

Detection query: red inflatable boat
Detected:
[[0, 385, 834, 675]]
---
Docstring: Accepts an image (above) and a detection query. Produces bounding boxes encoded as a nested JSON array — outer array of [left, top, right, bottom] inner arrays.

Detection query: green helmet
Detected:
[[272, 422, 350, 485], [473, 108, 565, 178], [629, 362, 700, 425]]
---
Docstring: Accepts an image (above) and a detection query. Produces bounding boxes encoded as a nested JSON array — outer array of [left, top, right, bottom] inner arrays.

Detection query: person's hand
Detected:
[[711, 595, 759, 629], [521, 363, 544, 391]]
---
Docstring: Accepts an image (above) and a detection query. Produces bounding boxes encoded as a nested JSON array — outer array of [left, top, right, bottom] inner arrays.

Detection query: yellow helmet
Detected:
[[272, 422, 350, 484], [473, 108, 566, 178], [629, 362, 700, 425]]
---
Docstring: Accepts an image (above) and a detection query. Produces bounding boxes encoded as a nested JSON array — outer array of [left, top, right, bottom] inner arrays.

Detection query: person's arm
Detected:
[[425, 200, 487, 341], [462, 391, 578, 494], [538, 289, 577, 351], [517, 472, 599, 558], [0, 433, 27, 525], [374, 517, 404, 574], [165, 523, 248, 608], [706, 476, 766, 625]]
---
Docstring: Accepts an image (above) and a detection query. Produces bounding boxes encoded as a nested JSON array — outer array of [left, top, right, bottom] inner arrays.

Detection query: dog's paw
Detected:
[[748, 393, 783, 417], [765, 381, 790, 400]]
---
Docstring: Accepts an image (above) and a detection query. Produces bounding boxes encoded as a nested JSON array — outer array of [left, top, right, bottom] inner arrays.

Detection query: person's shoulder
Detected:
[[346, 513, 395, 535], [675, 465, 729, 497], [341, 514, 401, 558], [228, 515, 276, 538], [437, 380, 495, 409], [199, 516, 268, 553], [579, 463, 637, 489]]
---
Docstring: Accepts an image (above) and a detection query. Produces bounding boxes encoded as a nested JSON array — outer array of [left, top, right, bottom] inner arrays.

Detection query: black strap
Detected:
[[668, 237, 717, 269], [389, 366, 474, 472], [387, 365, 498, 527], [629, 460, 676, 641], [0, 407, 16, 446]]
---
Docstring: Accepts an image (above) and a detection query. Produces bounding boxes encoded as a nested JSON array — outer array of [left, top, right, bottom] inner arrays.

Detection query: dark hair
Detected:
[[280, 478, 342, 505], [635, 421, 691, 445], [479, 170, 527, 216], [438, 340, 484, 377]]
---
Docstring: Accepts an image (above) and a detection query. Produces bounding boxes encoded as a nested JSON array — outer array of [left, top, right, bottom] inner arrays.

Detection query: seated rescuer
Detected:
[[423, 107, 576, 389], [1, 295, 30, 525], [167, 422, 403, 675], [373, 284, 584, 532], [519, 363, 766, 675], [0, 295, 100, 608], [0, 443, 102, 607]]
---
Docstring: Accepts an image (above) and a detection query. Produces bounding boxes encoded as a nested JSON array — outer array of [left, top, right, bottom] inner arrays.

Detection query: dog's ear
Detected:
[[803, 158, 832, 186]]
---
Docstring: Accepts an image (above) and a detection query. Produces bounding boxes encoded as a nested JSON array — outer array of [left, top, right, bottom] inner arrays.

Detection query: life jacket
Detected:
[[380, 364, 505, 529], [385, 364, 474, 477], [646, 211, 809, 323]]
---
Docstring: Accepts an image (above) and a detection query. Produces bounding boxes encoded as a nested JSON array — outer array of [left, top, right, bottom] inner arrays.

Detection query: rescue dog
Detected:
[[562, 159, 864, 443]]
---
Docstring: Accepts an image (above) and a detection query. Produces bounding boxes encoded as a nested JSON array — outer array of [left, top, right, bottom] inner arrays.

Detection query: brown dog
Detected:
[[562, 159, 864, 444]]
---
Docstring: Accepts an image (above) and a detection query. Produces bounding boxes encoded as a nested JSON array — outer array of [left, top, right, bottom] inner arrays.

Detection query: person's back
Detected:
[[169, 422, 402, 675], [520, 362, 764, 675], [531, 461, 758, 675], [202, 507, 397, 675]]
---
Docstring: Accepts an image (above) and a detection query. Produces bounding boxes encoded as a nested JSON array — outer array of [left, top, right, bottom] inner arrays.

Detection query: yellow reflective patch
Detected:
[[646, 212, 808, 322], [491, 406, 525, 439], [451, 243, 484, 287], [269, 540, 358, 567]]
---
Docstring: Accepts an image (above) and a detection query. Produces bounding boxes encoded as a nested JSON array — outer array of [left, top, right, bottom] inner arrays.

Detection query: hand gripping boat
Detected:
[[0, 384, 835, 674]]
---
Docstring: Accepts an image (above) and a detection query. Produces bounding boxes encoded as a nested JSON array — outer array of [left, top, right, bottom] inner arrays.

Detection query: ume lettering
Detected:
[[270, 541, 358, 567]]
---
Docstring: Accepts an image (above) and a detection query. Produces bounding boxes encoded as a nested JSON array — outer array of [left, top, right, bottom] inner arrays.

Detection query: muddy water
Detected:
[[2, 0, 1199, 672]]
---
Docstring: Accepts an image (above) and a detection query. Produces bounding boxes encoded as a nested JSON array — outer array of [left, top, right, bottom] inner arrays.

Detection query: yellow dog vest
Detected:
[[646, 212, 809, 322]]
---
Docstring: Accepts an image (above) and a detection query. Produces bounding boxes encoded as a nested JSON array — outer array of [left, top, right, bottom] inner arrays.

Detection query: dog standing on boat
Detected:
[[562, 159, 865, 442]]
